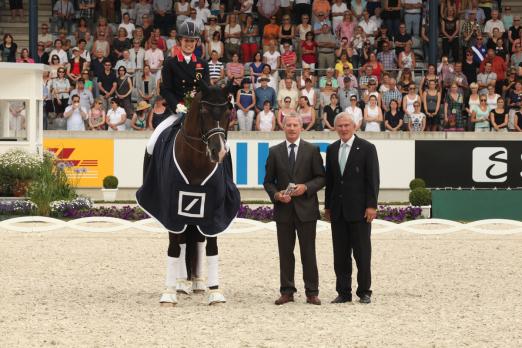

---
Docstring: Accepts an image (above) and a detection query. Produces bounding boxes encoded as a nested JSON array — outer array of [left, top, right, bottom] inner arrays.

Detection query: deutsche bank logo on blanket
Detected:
[[472, 147, 508, 183], [178, 191, 206, 218]]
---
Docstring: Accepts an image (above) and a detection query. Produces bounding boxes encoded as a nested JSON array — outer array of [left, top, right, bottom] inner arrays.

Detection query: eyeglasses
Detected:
[[284, 100, 290, 103], [58, 70, 65, 73], [480, 99, 487, 102], [409, 87, 416, 90]]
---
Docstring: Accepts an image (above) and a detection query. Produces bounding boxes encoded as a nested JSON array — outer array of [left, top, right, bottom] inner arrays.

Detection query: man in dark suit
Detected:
[[324, 112, 380, 304], [263, 113, 326, 306]]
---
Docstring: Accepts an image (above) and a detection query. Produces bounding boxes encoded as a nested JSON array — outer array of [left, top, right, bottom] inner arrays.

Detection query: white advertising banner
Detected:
[[114, 138, 415, 189]]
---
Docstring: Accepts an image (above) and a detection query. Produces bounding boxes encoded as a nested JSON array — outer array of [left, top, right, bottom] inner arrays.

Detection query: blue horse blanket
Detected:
[[136, 119, 240, 236]]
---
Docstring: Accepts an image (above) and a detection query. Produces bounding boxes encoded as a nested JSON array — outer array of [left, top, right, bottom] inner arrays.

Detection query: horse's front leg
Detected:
[[206, 236, 226, 305], [160, 232, 188, 306]]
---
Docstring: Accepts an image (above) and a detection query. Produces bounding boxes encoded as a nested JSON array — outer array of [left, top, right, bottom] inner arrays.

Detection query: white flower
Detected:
[[176, 103, 188, 114]]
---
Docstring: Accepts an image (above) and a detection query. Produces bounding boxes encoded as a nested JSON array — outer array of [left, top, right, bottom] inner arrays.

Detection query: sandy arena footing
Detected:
[[1, 228, 522, 347]]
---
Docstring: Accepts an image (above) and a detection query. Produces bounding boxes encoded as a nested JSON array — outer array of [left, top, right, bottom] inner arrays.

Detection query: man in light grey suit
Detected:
[[263, 113, 326, 306], [325, 112, 380, 304]]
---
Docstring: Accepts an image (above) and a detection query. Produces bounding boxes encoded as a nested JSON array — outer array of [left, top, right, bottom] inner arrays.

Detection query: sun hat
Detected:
[[136, 100, 151, 111]]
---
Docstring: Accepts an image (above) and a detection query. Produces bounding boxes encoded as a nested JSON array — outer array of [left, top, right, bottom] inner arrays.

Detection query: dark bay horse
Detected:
[[140, 80, 238, 306]]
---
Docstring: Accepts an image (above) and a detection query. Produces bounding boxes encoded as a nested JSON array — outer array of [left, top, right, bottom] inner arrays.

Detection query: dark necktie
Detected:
[[289, 143, 296, 172]]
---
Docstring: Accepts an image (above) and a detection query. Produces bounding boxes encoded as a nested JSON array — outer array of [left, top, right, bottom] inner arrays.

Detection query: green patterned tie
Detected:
[[339, 143, 348, 174]]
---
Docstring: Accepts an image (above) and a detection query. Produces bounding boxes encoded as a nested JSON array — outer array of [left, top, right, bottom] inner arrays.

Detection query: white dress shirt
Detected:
[[286, 137, 301, 161]]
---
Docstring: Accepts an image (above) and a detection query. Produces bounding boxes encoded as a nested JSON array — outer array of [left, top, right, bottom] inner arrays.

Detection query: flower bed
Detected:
[[0, 200, 37, 216], [377, 205, 423, 222], [0, 201, 424, 223], [61, 205, 149, 220]]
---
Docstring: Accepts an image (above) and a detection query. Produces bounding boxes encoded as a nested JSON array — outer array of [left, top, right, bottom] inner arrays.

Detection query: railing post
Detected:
[[29, 0, 38, 59], [428, 0, 439, 65]]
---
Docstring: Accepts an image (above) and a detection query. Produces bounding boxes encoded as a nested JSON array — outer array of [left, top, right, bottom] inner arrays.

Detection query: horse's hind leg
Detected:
[[192, 232, 207, 293], [206, 237, 226, 305]]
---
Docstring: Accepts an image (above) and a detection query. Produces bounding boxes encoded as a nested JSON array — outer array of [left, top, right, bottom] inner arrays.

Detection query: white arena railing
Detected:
[[0, 217, 521, 235]]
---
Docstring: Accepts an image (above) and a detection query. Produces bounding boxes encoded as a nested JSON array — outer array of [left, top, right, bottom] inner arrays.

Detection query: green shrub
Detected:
[[103, 176, 119, 189], [409, 187, 432, 206], [409, 178, 426, 190], [28, 152, 76, 216]]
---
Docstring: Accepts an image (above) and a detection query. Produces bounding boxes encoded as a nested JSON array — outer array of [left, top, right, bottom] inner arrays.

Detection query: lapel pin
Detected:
[[356, 147, 360, 150]]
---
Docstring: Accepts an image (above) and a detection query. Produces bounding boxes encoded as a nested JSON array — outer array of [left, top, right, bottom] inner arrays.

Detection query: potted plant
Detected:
[[409, 187, 432, 218], [101, 175, 119, 202]]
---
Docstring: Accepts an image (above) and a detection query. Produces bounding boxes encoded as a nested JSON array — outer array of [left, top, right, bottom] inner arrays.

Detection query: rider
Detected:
[[160, 21, 210, 113]]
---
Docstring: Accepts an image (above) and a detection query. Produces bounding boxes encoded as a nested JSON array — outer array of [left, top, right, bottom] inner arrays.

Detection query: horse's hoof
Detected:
[[192, 278, 206, 293], [208, 290, 226, 305], [176, 280, 192, 295], [160, 289, 178, 306]]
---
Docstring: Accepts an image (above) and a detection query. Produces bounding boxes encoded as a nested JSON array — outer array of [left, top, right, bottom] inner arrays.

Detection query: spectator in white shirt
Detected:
[[106, 99, 127, 131], [64, 94, 89, 131], [483, 10, 505, 39], [119, 13, 136, 39], [48, 39, 69, 64], [145, 40, 164, 79], [196, 0, 211, 24], [359, 10, 378, 41]]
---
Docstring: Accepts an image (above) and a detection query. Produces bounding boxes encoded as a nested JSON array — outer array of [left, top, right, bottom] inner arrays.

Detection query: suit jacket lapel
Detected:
[[278, 141, 291, 176], [331, 140, 342, 177]]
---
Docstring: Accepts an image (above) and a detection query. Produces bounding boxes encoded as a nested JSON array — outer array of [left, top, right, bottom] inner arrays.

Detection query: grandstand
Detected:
[[0, 0, 521, 133]]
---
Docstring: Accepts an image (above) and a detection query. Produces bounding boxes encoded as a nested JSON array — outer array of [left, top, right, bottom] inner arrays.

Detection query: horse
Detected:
[[136, 80, 240, 306]]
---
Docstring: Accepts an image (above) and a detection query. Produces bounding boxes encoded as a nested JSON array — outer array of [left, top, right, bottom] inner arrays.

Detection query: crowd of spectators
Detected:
[[1, 0, 522, 132]]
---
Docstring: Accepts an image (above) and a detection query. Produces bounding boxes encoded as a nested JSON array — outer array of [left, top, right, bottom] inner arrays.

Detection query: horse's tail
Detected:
[[185, 226, 200, 280]]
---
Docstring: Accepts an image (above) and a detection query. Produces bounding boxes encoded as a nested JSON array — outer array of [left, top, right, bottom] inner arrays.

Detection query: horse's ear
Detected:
[[224, 79, 234, 96], [199, 78, 210, 96]]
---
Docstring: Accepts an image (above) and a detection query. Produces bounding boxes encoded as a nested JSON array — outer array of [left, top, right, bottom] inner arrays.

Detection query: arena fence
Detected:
[[1, 217, 521, 235]]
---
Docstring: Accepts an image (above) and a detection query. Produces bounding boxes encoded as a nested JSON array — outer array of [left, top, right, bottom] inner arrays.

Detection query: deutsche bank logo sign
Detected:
[[472, 147, 508, 183], [178, 191, 206, 218]]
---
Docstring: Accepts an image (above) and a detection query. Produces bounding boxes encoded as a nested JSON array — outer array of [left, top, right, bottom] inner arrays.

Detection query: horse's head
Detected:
[[198, 80, 232, 163]]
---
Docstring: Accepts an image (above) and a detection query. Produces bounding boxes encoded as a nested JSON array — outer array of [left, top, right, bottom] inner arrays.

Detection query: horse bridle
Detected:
[[199, 100, 229, 144], [180, 99, 229, 153]]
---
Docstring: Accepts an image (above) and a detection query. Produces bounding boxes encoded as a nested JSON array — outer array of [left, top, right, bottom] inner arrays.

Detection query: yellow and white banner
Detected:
[[44, 138, 114, 187]]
